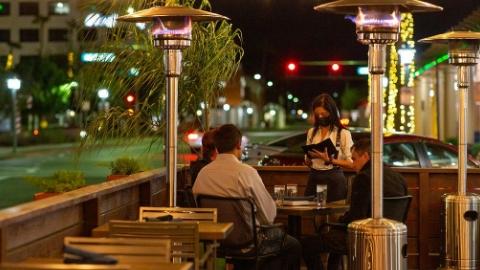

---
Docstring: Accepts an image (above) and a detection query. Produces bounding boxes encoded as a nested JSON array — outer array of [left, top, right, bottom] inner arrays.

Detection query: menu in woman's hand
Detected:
[[302, 138, 338, 158]]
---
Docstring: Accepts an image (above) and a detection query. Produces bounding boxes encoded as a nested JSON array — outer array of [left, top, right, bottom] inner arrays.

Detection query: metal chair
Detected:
[[0, 263, 130, 270], [196, 194, 284, 269], [139, 206, 217, 223], [64, 237, 171, 265], [383, 195, 413, 223]]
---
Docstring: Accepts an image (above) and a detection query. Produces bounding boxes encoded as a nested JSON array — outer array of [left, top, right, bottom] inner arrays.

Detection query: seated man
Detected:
[[302, 138, 408, 270], [193, 124, 301, 270]]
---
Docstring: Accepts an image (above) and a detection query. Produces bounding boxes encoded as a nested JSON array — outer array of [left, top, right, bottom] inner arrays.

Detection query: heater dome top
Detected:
[[314, 0, 442, 14], [117, 6, 229, 23], [419, 31, 480, 43]]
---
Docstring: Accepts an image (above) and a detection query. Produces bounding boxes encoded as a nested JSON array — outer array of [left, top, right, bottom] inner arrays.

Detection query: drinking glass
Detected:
[[274, 185, 286, 206], [286, 184, 298, 197], [316, 184, 328, 207]]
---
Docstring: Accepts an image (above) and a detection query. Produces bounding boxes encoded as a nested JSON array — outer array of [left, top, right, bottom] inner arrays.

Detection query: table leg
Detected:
[[287, 215, 302, 238]]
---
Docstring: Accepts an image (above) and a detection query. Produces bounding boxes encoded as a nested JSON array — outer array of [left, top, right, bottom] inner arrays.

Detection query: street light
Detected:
[[420, 31, 480, 270], [117, 6, 228, 207], [7, 77, 21, 154], [97, 88, 109, 111], [315, 1, 442, 269]]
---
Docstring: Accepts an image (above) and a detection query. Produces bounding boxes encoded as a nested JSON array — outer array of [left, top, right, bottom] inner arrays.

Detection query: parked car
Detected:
[[183, 129, 249, 156], [244, 130, 480, 168]]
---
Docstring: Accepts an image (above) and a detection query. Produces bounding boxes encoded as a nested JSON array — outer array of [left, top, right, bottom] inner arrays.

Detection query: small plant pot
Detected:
[[106, 175, 128, 181], [34, 192, 60, 200]]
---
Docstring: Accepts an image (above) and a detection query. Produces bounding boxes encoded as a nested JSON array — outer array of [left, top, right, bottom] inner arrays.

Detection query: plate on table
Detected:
[[281, 200, 318, 206]]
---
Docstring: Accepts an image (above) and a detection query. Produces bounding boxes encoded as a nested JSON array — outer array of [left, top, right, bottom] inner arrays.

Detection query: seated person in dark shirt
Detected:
[[301, 138, 408, 270], [190, 129, 217, 185]]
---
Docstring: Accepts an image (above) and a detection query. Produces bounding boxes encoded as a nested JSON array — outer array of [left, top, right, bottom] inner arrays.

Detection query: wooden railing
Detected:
[[0, 168, 191, 262], [255, 166, 480, 270], [0, 165, 479, 270]]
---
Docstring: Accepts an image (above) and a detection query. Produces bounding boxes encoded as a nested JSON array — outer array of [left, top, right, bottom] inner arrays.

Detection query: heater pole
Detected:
[[165, 49, 182, 207], [457, 65, 469, 195], [369, 43, 386, 219]]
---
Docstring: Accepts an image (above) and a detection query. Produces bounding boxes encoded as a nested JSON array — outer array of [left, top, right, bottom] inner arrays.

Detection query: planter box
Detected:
[[106, 175, 128, 181], [33, 192, 60, 200]]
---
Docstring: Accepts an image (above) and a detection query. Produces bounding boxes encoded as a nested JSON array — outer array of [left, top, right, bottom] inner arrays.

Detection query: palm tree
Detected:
[[77, 0, 243, 150], [32, 15, 51, 57]]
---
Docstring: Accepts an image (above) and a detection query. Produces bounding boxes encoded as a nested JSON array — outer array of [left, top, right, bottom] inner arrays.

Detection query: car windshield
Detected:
[[383, 143, 420, 167]]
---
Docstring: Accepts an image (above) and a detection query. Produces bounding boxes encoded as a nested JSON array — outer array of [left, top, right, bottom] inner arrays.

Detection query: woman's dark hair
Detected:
[[311, 94, 344, 137], [201, 129, 216, 160]]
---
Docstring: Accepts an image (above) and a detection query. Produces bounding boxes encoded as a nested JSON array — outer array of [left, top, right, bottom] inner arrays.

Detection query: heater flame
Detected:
[[347, 8, 400, 29], [152, 16, 192, 36]]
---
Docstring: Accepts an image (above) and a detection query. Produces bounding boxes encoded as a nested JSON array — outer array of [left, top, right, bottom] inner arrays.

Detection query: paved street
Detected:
[[0, 131, 292, 209], [0, 141, 170, 209]]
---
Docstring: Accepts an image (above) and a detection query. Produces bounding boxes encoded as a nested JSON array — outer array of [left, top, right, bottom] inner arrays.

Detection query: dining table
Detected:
[[277, 203, 349, 237], [22, 258, 194, 270], [91, 221, 234, 241]]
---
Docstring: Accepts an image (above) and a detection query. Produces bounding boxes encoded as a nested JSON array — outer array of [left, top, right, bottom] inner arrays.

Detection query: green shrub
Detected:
[[25, 170, 86, 193], [445, 137, 458, 146], [472, 143, 480, 159], [110, 157, 142, 175]]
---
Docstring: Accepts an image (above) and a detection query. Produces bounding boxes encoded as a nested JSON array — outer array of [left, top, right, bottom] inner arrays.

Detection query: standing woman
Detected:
[[304, 94, 354, 202]]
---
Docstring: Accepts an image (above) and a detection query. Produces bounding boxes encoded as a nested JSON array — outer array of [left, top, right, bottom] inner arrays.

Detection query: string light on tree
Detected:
[[385, 12, 416, 133]]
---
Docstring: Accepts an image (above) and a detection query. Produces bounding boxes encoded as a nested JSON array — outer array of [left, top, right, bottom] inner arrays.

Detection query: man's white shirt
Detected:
[[193, 153, 276, 224]]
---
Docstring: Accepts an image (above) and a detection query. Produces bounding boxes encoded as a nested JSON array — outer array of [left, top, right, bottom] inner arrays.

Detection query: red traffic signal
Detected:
[[287, 62, 297, 72], [124, 92, 136, 107], [330, 63, 341, 72]]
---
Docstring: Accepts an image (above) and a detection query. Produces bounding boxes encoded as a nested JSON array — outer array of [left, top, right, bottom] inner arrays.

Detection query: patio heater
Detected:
[[420, 31, 480, 270], [314, 1, 442, 269], [117, 6, 228, 207]]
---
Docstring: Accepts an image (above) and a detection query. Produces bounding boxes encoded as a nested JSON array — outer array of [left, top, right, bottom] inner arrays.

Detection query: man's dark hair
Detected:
[[213, 124, 242, 153], [352, 138, 371, 155]]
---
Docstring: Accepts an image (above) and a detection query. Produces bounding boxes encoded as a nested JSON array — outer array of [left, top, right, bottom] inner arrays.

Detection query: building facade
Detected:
[[414, 7, 480, 143]]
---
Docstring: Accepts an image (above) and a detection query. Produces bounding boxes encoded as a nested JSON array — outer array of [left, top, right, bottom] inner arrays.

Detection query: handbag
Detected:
[[257, 223, 286, 255]]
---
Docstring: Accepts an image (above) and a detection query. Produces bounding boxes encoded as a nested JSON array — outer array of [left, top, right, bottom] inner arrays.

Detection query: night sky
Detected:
[[209, 0, 480, 108]]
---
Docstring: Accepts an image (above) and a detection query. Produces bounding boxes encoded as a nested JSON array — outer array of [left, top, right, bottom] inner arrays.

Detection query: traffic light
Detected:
[[285, 61, 298, 74], [287, 62, 297, 72], [124, 92, 136, 108], [330, 63, 341, 72]]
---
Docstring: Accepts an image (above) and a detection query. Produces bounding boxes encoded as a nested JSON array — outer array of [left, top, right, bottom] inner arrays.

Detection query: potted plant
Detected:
[[25, 170, 86, 200], [107, 157, 142, 181]]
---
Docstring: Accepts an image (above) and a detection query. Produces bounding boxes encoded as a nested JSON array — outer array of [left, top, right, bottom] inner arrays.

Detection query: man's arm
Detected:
[[242, 169, 277, 224], [339, 173, 370, 224]]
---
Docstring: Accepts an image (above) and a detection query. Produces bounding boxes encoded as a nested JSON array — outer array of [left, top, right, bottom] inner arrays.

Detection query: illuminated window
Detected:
[[19, 2, 39, 16], [0, 2, 11, 16], [20, 29, 39, 42], [0, 29, 9, 42], [48, 1, 70, 15]]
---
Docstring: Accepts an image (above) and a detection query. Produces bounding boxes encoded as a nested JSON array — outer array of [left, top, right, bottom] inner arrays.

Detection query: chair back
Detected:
[[64, 237, 170, 264], [383, 195, 413, 223], [196, 195, 256, 249], [0, 263, 130, 270], [139, 207, 217, 223], [177, 187, 197, 207], [108, 220, 199, 268]]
